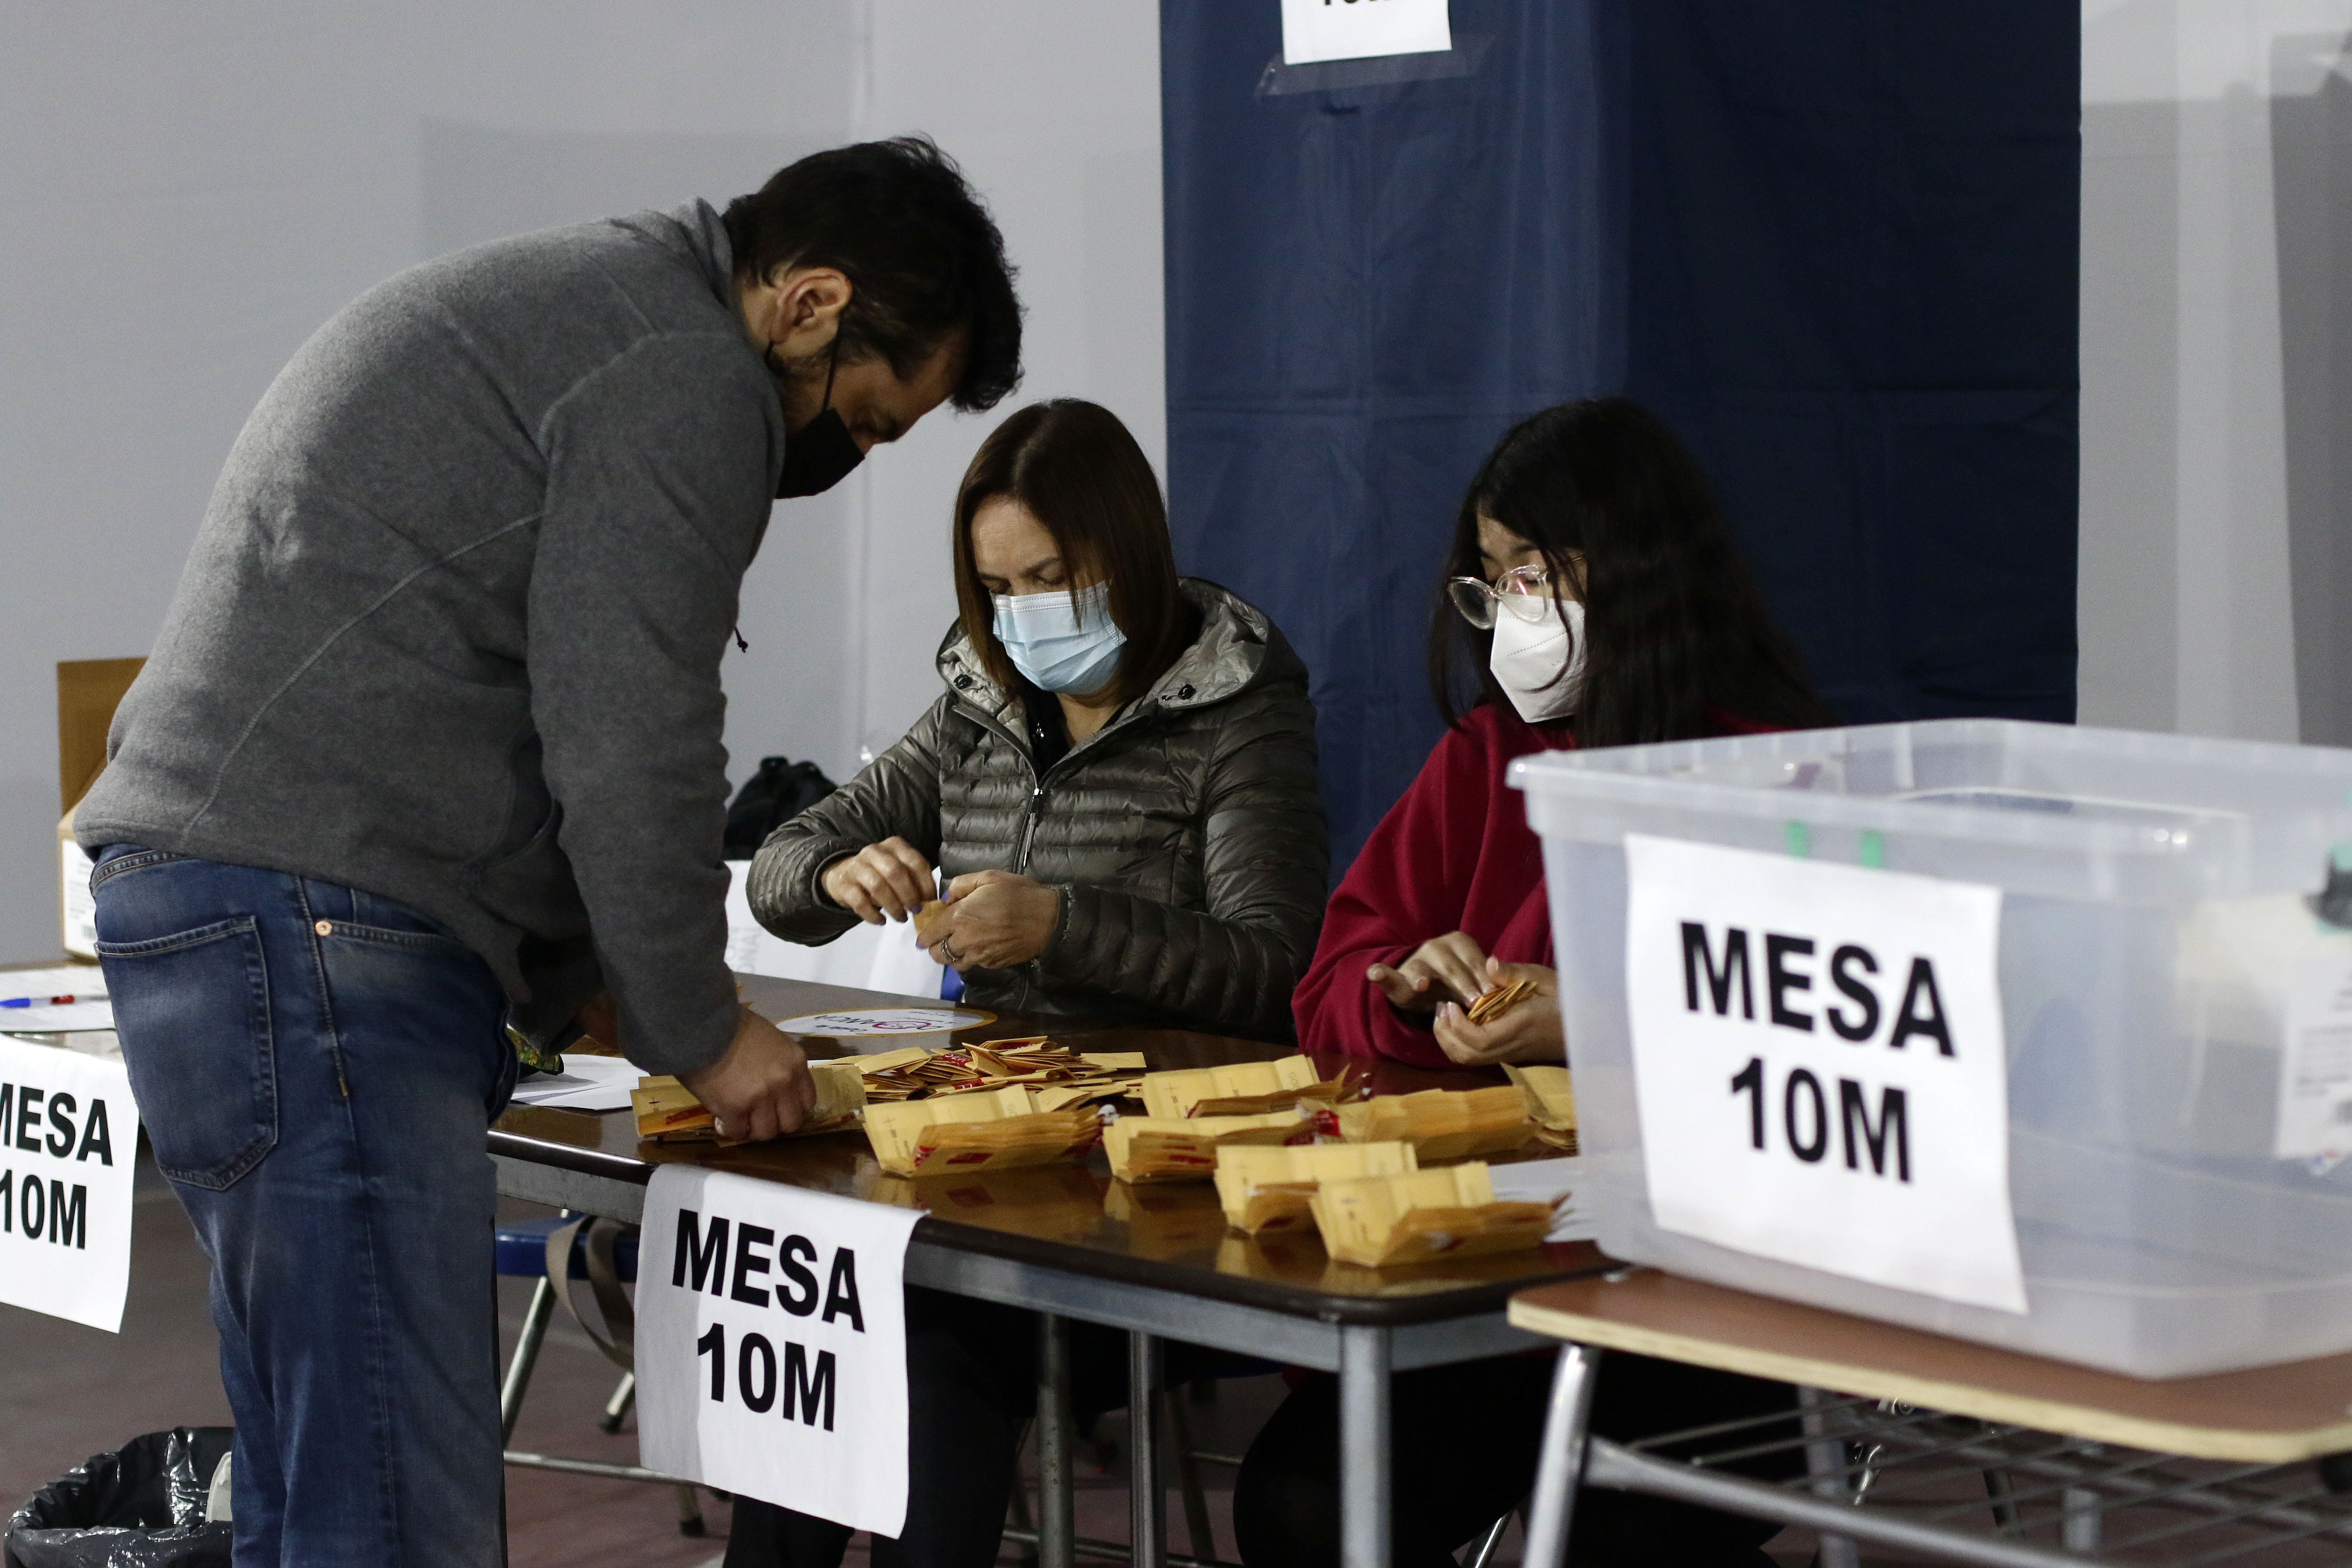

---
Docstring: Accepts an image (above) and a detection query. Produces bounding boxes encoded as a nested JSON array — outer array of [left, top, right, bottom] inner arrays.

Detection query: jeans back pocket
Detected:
[[97, 916, 276, 1190]]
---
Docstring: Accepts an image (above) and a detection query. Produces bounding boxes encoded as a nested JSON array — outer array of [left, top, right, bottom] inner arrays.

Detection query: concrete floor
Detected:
[[1, 1152, 1886, 1566]]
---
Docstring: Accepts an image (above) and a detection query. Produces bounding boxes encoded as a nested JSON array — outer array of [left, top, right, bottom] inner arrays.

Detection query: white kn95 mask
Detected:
[[1488, 597, 1587, 723]]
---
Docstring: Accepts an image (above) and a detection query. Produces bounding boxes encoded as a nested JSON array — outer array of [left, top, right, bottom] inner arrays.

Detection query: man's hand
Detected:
[[821, 836, 936, 925], [922, 868, 1060, 972], [678, 1006, 817, 1143], [1432, 959, 1566, 1066], [1367, 931, 1493, 1014]]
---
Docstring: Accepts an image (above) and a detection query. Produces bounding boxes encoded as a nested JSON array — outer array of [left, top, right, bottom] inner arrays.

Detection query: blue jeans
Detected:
[[92, 848, 517, 1567]]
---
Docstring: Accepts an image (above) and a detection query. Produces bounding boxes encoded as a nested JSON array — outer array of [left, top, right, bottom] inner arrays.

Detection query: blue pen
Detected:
[[0, 993, 92, 1008]]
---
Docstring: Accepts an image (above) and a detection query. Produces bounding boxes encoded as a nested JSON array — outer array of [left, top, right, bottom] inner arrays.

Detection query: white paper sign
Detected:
[[1280, 0, 1452, 66], [0, 1037, 140, 1331], [637, 1166, 923, 1536], [1623, 835, 2026, 1314], [2277, 945, 2352, 1162]]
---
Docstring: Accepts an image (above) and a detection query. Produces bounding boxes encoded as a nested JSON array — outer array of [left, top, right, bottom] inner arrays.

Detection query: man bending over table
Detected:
[[74, 138, 1023, 1567]]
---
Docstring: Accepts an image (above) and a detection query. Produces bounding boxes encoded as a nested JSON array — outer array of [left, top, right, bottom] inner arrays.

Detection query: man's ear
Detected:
[[770, 267, 853, 358]]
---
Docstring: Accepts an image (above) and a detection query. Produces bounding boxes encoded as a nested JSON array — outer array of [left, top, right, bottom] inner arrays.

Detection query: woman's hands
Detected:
[[821, 836, 936, 924], [1367, 931, 1494, 1014], [824, 837, 1059, 972], [1433, 957, 1565, 1066], [1368, 936, 1566, 1065], [921, 868, 1061, 972]]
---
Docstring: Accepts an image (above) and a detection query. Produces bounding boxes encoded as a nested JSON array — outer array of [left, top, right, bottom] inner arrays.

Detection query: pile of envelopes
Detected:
[[1136, 1055, 1356, 1120], [1309, 1162, 1555, 1267], [1213, 1140, 1421, 1235], [1329, 1084, 1534, 1161], [630, 1059, 867, 1144], [864, 1085, 1107, 1176], [1504, 1063, 1577, 1152], [852, 1038, 1145, 1109], [1103, 1109, 1313, 1183]]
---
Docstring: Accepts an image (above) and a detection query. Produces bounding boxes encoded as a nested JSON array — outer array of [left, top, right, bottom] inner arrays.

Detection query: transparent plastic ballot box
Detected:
[[1511, 718, 2352, 1378]]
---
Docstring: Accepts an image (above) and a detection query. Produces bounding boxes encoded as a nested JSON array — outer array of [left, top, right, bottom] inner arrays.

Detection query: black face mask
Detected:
[[771, 339, 867, 498]]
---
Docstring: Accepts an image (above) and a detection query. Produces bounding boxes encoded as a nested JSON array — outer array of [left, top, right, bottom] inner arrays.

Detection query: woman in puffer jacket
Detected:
[[727, 399, 1324, 1568], [748, 396, 1326, 1042]]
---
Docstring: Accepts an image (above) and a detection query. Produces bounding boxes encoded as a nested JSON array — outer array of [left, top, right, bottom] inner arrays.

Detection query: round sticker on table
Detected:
[[772, 1008, 997, 1038]]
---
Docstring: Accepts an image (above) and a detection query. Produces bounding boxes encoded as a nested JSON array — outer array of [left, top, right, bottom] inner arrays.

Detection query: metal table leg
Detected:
[[1519, 1343, 1602, 1568], [1167, 1394, 1217, 1560], [1130, 1330, 1166, 1568], [1799, 1384, 1859, 1568], [499, 1275, 556, 1446], [1038, 1313, 1075, 1568], [1339, 1323, 1393, 1568]]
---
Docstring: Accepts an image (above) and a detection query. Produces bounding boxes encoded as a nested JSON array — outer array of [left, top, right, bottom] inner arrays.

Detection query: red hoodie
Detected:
[[1295, 702, 1776, 1068]]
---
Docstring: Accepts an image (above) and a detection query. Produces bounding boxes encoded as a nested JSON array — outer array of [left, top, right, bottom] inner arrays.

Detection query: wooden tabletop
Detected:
[[1509, 1270, 2352, 1462], [491, 974, 1599, 1327]]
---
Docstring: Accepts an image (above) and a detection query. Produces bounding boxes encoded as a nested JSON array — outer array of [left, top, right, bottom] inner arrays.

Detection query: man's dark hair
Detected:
[[723, 136, 1023, 413]]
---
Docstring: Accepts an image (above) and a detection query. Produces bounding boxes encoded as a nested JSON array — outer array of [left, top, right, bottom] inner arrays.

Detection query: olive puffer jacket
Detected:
[[747, 580, 1326, 1041]]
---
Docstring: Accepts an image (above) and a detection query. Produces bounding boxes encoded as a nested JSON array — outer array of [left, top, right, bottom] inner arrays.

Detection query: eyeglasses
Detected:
[[1448, 564, 1565, 629]]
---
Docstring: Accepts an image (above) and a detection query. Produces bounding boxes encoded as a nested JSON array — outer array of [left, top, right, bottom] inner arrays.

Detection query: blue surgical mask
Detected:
[[992, 580, 1127, 694]]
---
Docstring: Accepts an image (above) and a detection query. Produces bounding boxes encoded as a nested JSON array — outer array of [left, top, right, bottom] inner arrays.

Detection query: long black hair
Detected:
[[1429, 397, 1834, 746]]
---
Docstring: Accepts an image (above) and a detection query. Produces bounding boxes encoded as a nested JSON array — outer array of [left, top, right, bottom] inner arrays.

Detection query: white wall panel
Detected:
[[2081, 0, 2352, 742], [0, 3, 1164, 962]]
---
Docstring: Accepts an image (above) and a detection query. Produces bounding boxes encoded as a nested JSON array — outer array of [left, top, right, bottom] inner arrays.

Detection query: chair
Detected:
[[494, 1213, 707, 1537]]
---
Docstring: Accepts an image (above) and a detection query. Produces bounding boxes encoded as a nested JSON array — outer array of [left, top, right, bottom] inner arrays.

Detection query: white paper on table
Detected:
[[637, 1166, 922, 1536], [0, 1036, 142, 1331], [509, 1054, 641, 1111], [1623, 834, 2026, 1314], [0, 966, 111, 1034], [1488, 1157, 1596, 1243], [0, 1000, 116, 1033], [0, 966, 108, 1004]]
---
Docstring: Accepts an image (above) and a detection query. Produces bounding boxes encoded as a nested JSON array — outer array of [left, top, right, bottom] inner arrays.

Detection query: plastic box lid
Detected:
[[1510, 717, 2352, 905]]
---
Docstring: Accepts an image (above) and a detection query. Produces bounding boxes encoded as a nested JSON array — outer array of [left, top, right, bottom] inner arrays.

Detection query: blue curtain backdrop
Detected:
[[1160, 2, 2079, 876]]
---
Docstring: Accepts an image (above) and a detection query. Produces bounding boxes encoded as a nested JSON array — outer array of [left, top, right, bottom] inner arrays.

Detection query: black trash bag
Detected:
[[6, 1428, 233, 1568], [723, 756, 837, 860]]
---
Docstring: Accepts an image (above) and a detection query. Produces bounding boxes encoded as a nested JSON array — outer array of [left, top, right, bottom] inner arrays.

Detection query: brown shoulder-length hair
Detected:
[[952, 399, 1198, 707]]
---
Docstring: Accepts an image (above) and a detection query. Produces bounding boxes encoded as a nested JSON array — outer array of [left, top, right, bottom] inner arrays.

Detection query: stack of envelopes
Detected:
[[853, 1039, 1145, 1109], [1102, 1109, 1312, 1184], [631, 1059, 867, 1144], [1309, 1162, 1555, 1267], [1329, 1085, 1533, 1161], [1213, 1141, 1420, 1235], [1465, 977, 1539, 1024], [863, 1085, 1105, 1176], [1503, 1063, 1577, 1152], [1137, 1055, 1355, 1120]]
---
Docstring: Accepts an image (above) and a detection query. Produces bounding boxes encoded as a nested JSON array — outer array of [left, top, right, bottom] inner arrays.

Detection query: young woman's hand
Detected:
[[821, 836, 937, 924], [1367, 931, 1493, 1014], [1431, 959, 1566, 1066], [924, 869, 1062, 971]]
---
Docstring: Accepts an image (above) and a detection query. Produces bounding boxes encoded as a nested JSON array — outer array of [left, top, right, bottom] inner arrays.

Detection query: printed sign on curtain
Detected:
[[0, 1038, 140, 1332], [637, 1166, 923, 1536], [1279, 0, 1451, 66], [1623, 834, 2027, 1314]]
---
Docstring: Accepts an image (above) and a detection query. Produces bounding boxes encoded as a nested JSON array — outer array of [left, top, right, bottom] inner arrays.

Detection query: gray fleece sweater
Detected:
[[77, 201, 782, 1075]]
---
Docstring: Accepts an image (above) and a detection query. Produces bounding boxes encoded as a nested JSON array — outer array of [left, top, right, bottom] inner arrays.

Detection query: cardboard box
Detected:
[[57, 658, 144, 960]]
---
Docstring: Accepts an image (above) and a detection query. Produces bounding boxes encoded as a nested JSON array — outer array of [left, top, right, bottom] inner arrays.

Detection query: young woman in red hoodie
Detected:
[[1295, 396, 1828, 1071], [1237, 398, 1834, 1568]]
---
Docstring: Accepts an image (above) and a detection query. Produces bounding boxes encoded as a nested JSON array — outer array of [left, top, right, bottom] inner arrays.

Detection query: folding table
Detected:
[[492, 974, 1596, 1568]]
